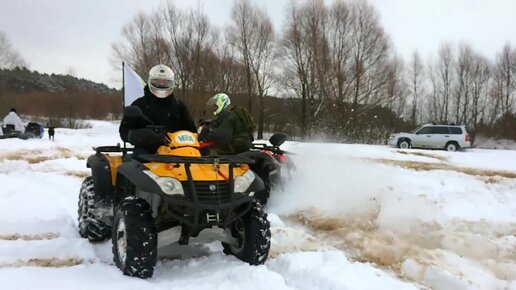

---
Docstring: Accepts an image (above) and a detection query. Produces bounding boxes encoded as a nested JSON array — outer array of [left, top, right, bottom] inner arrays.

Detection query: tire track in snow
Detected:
[[0, 258, 85, 268], [366, 157, 516, 180], [0, 233, 59, 241], [0, 147, 89, 164]]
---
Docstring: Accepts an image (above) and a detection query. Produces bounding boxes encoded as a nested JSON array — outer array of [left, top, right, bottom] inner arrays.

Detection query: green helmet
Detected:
[[207, 93, 231, 115]]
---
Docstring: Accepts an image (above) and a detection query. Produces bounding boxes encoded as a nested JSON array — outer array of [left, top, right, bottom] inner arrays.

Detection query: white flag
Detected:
[[123, 64, 145, 106]]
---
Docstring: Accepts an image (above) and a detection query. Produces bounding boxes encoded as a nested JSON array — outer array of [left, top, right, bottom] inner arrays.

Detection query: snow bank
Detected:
[[1, 121, 515, 290]]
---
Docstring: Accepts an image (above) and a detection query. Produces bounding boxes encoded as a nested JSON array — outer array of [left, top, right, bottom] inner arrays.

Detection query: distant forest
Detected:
[[1, 0, 516, 142], [109, 0, 516, 141]]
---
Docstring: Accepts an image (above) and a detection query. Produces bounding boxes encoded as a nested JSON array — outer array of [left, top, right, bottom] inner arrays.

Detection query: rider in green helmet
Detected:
[[199, 93, 255, 155]]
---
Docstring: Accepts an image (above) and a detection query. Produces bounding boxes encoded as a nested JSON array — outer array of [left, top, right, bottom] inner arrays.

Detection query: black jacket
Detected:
[[119, 86, 196, 143], [203, 107, 254, 154]]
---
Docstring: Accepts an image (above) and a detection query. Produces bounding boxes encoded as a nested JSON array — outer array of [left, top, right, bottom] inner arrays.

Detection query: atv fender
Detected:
[[239, 151, 278, 175], [87, 155, 113, 202], [116, 160, 165, 216], [116, 159, 163, 196], [247, 172, 265, 194]]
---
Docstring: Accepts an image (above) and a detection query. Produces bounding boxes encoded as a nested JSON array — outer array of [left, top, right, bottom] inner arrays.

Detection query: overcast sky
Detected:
[[0, 0, 515, 88]]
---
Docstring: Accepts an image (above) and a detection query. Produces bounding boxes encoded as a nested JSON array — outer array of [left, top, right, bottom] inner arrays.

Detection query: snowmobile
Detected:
[[0, 124, 20, 139], [24, 122, 44, 139], [0, 122, 44, 140], [78, 106, 271, 279]]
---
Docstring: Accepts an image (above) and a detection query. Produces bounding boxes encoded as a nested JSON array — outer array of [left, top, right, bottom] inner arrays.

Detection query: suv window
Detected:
[[449, 127, 462, 134], [430, 126, 449, 134], [415, 127, 433, 134]]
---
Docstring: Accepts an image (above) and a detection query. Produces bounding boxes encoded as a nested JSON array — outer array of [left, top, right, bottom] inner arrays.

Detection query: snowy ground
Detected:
[[0, 121, 515, 290]]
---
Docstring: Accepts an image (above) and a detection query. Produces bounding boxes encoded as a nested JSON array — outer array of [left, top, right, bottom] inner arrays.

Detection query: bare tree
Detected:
[[347, 1, 390, 134], [280, 0, 328, 138], [111, 12, 160, 77], [0, 31, 27, 69], [326, 0, 352, 137], [408, 50, 424, 125], [163, 2, 214, 107], [469, 52, 490, 130], [492, 44, 516, 116], [228, 0, 256, 112], [435, 43, 454, 122], [281, 1, 310, 138], [228, 0, 276, 139], [386, 55, 408, 118], [454, 43, 474, 124]]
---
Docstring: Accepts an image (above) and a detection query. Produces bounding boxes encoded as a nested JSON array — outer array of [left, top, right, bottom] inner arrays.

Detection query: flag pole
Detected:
[[122, 61, 125, 107], [122, 61, 127, 154]]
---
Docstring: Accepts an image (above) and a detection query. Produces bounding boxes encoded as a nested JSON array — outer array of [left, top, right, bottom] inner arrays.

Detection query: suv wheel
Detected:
[[222, 202, 271, 265], [78, 177, 111, 242], [445, 142, 459, 152], [112, 198, 157, 279], [397, 139, 411, 149]]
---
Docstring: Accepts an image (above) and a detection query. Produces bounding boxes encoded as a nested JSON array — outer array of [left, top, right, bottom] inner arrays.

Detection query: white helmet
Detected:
[[148, 64, 175, 98]]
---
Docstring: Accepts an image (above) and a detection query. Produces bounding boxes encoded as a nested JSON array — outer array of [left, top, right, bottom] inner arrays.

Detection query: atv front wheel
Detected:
[[112, 198, 157, 279], [222, 202, 271, 265], [78, 177, 111, 242]]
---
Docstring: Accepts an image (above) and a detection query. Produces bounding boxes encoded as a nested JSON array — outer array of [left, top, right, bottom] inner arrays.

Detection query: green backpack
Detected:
[[232, 106, 255, 140]]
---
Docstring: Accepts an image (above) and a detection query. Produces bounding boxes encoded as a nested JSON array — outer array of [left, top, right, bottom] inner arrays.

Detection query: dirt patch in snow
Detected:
[[0, 147, 88, 164], [269, 227, 329, 258], [286, 209, 516, 284], [369, 158, 516, 180], [395, 150, 448, 162], [0, 233, 59, 240], [0, 258, 84, 268], [62, 171, 90, 178]]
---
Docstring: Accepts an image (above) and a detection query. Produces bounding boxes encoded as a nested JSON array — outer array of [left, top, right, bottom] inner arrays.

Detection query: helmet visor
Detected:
[[149, 78, 173, 89]]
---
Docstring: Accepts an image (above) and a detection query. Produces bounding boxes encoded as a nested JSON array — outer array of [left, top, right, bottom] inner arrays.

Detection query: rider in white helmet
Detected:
[[147, 64, 176, 99], [119, 64, 196, 153]]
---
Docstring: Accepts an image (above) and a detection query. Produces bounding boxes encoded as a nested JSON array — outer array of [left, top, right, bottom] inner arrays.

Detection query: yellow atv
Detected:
[[78, 106, 271, 279]]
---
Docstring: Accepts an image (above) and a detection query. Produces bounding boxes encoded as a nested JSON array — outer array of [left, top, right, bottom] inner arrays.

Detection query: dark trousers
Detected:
[[132, 147, 152, 161]]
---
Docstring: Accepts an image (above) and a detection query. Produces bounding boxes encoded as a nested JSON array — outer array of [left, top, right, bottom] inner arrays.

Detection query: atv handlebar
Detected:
[[251, 143, 295, 155]]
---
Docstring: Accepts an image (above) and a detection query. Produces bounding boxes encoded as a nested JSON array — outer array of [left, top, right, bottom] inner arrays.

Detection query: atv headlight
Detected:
[[143, 171, 184, 196], [234, 170, 255, 193]]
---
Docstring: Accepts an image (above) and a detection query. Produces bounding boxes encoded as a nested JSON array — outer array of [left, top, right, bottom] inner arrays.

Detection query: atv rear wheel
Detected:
[[222, 202, 271, 265], [112, 198, 157, 279], [78, 177, 111, 242]]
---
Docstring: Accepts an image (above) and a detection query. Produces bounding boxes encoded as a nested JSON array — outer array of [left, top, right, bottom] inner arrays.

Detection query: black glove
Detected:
[[197, 125, 210, 141]]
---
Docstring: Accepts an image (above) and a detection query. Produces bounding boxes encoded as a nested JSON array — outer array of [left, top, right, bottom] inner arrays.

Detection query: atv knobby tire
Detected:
[[78, 177, 111, 242], [222, 202, 271, 265], [112, 198, 157, 279]]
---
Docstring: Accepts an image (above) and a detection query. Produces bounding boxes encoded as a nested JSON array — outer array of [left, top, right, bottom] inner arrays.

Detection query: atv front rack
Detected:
[[94, 145, 133, 155], [138, 154, 256, 234], [138, 154, 255, 165]]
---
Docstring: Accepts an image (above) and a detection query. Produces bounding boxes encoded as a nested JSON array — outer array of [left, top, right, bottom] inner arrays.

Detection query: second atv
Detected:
[[78, 106, 271, 278]]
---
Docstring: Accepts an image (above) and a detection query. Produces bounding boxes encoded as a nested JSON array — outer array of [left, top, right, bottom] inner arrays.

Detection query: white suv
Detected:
[[388, 124, 471, 151]]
